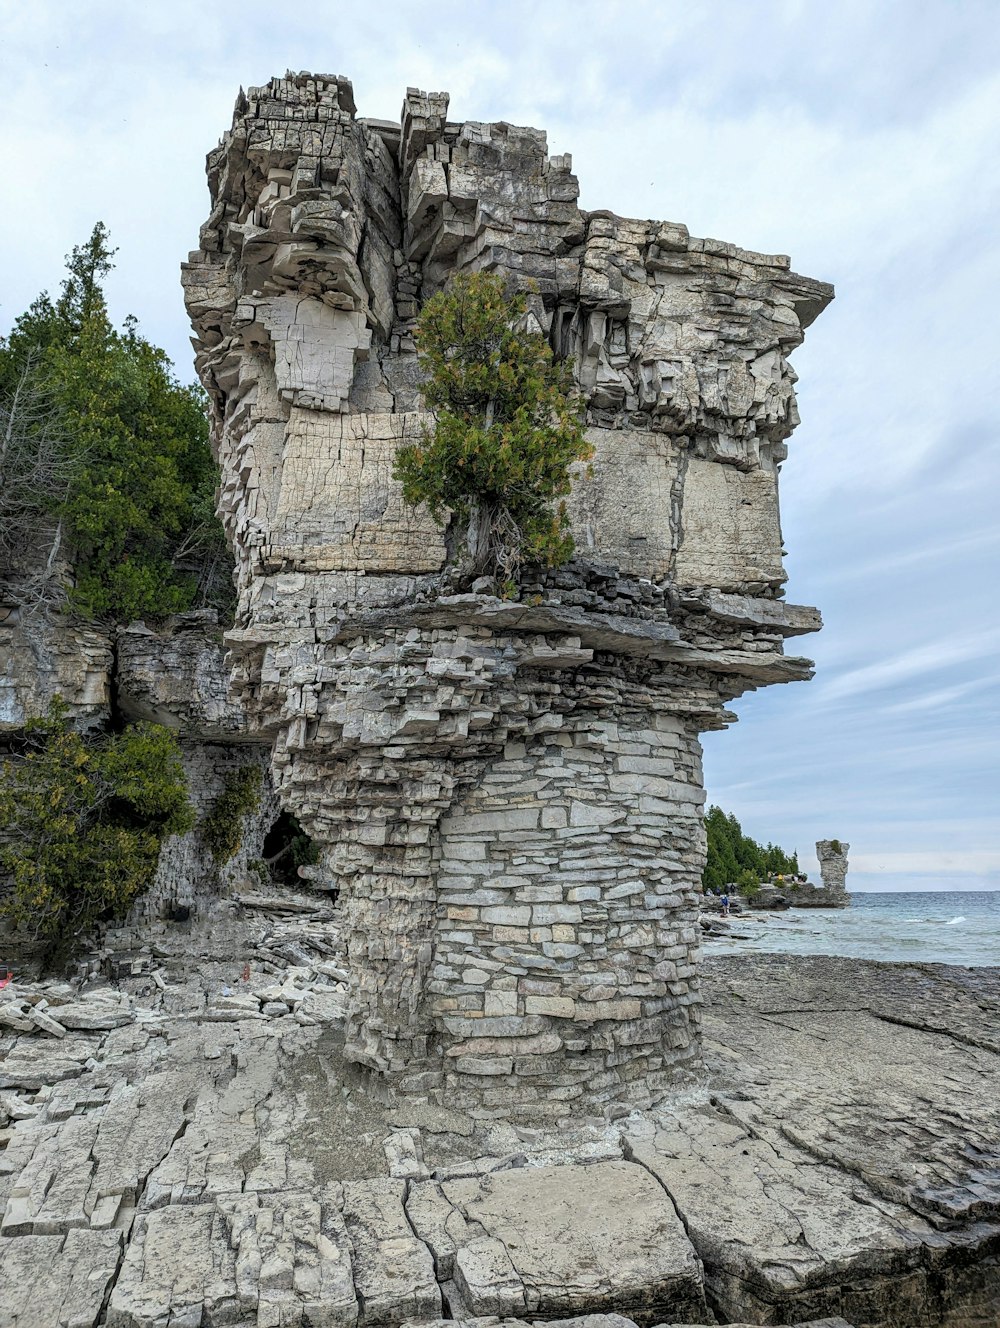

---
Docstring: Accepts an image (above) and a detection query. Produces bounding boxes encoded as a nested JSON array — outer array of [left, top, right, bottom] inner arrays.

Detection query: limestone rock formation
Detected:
[[117, 611, 251, 741], [0, 610, 112, 733], [0, 611, 282, 948], [817, 838, 850, 896], [182, 70, 833, 1116]]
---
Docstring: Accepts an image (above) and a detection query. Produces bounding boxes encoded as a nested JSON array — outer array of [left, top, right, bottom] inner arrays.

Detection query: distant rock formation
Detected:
[[817, 838, 850, 896], [181, 70, 833, 1117]]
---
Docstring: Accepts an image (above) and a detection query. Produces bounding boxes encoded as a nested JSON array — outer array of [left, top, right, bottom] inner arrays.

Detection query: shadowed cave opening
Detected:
[[262, 810, 320, 886]]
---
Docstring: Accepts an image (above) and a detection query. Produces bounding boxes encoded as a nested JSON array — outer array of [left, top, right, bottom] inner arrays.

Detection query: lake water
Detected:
[[701, 890, 1000, 967]]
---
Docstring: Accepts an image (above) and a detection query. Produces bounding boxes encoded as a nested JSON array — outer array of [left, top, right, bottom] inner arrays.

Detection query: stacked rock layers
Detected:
[[182, 71, 832, 1116], [816, 839, 850, 896]]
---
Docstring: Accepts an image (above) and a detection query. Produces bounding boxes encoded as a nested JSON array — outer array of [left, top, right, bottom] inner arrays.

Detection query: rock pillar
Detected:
[[183, 71, 832, 1117], [816, 839, 850, 896]]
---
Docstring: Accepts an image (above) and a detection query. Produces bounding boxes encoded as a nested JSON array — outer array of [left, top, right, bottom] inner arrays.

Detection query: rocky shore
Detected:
[[1, 898, 997, 1327]]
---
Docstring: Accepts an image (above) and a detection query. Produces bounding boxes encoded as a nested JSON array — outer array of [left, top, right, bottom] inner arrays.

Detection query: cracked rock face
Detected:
[[182, 69, 832, 1114], [0, 612, 112, 733], [2, 917, 998, 1326]]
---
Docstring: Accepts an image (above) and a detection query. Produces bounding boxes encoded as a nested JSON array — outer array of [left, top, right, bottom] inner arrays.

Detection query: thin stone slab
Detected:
[[626, 1108, 933, 1325], [399, 1315, 855, 1328], [667, 955, 1000, 1325], [414, 1160, 708, 1324], [106, 1206, 241, 1326], [342, 1178, 441, 1327]]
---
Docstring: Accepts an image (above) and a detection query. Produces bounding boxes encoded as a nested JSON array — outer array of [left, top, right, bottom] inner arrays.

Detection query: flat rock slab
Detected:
[[627, 1107, 933, 1325], [679, 955, 1000, 1324], [0, 1228, 122, 1327], [343, 1177, 442, 1327], [400, 1315, 856, 1328], [410, 1160, 707, 1324]]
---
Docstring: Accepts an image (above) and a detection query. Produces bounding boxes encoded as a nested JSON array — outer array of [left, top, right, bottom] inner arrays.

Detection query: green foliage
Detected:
[[830, 838, 843, 854], [702, 805, 799, 893], [288, 822, 320, 870], [393, 271, 592, 582], [736, 869, 761, 896], [0, 701, 194, 950], [201, 765, 262, 867], [0, 223, 232, 623]]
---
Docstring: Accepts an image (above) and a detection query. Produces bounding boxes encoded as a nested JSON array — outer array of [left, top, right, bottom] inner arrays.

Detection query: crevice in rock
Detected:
[[619, 1133, 717, 1322], [95, 1232, 127, 1328], [869, 1008, 1000, 1056], [401, 1177, 455, 1319]]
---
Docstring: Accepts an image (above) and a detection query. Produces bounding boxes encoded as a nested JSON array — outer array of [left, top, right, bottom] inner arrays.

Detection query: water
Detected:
[[702, 890, 1000, 967]]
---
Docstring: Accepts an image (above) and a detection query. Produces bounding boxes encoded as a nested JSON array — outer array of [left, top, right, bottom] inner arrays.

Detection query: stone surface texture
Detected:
[[2, 912, 998, 1326], [816, 839, 850, 896], [116, 613, 283, 927], [181, 70, 833, 1115], [0, 610, 112, 733]]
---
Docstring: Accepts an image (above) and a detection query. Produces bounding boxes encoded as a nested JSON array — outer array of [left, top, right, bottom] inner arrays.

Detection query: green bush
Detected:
[[260, 810, 320, 884], [393, 271, 592, 584], [0, 701, 193, 951], [737, 869, 761, 896], [201, 765, 262, 866]]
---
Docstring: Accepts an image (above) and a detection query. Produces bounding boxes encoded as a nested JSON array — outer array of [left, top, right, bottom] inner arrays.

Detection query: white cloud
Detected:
[[808, 631, 1000, 706], [850, 851, 1000, 874]]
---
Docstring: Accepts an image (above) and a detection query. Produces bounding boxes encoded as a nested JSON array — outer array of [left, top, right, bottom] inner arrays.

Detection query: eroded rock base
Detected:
[[1, 907, 998, 1327]]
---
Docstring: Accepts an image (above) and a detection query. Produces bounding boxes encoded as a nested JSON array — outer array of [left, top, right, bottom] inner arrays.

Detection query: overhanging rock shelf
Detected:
[[182, 70, 833, 1117]]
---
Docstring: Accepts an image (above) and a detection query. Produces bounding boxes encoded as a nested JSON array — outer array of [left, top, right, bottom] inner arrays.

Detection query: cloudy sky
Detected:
[[3, 1, 998, 890]]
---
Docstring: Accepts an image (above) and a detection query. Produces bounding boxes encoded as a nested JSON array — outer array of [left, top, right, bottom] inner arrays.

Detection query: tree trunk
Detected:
[[466, 496, 489, 571]]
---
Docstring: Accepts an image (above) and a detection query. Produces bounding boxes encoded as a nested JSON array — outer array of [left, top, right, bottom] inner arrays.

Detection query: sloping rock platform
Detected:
[[1, 903, 997, 1326]]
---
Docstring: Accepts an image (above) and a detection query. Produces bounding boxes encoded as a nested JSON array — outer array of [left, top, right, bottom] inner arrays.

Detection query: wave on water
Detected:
[[703, 889, 1000, 966]]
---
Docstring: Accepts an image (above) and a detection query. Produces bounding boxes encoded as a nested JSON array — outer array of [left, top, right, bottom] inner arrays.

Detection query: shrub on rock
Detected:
[[0, 700, 194, 952], [393, 271, 592, 587]]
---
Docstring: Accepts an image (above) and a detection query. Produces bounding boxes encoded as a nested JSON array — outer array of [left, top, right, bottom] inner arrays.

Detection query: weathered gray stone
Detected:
[[0, 900, 998, 1325], [342, 1178, 441, 1327], [181, 69, 831, 1117], [0, 1228, 122, 1327], [0, 617, 112, 734], [423, 1161, 708, 1323], [106, 1204, 240, 1326], [816, 838, 850, 896]]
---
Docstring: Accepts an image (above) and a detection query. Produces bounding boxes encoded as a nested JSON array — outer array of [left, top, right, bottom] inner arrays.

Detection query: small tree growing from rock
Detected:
[[393, 271, 592, 589]]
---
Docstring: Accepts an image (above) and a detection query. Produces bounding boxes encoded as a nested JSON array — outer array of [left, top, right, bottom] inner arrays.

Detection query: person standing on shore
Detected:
[[721, 892, 730, 917]]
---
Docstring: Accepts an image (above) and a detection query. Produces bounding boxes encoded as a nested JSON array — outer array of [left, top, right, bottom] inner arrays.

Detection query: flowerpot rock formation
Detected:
[[816, 838, 850, 897], [182, 71, 833, 1118]]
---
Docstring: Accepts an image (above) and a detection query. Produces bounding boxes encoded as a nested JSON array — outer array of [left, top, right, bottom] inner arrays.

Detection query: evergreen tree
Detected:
[[394, 271, 592, 588], [702, 805, 798, 892], [0, 224, 231, 622]]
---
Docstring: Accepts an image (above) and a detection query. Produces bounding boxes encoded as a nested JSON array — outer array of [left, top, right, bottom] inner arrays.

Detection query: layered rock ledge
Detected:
[[2, 912, 997, 1326]]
